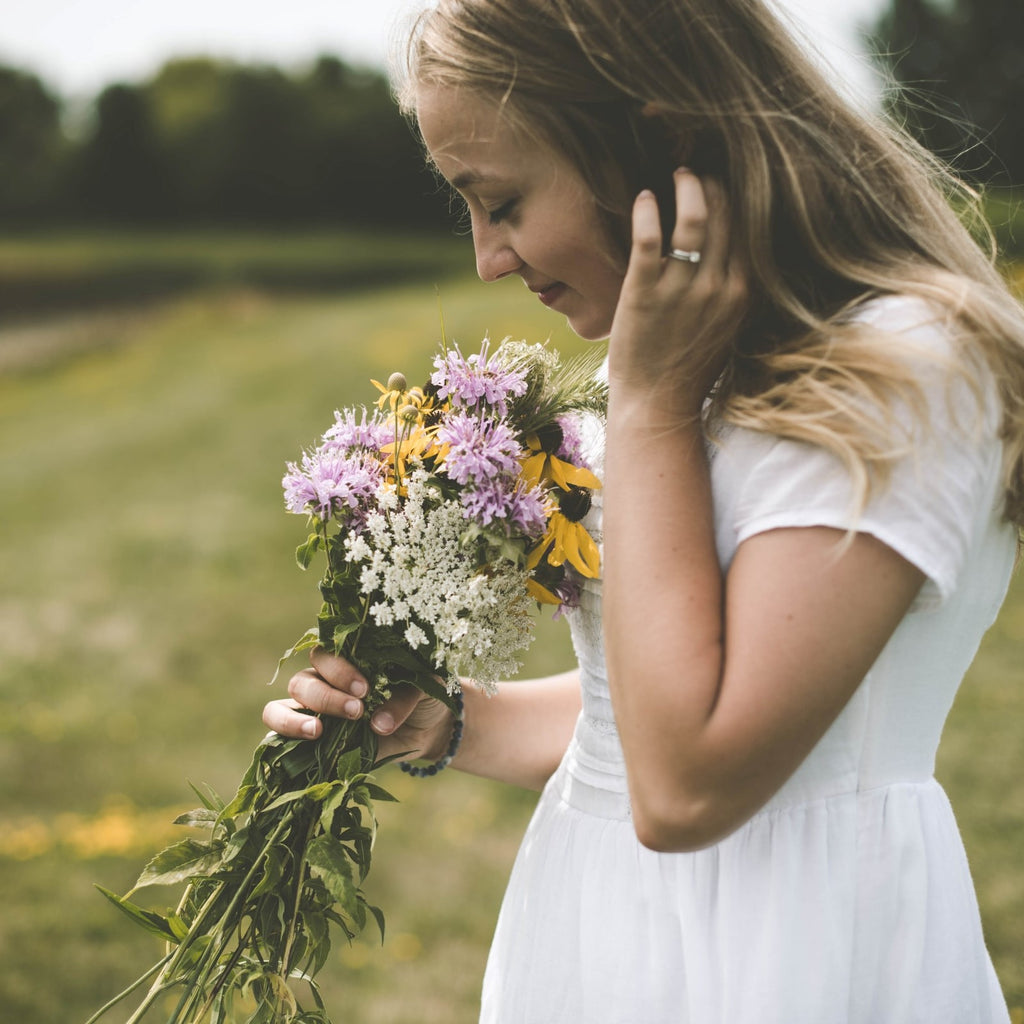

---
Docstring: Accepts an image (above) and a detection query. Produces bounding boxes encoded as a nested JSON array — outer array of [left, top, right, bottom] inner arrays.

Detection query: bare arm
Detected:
[[603, 173, 925, 851]]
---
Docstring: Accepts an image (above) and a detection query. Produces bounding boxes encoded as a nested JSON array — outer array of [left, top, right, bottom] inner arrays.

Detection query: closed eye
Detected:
[[487, 198, 518, 225]]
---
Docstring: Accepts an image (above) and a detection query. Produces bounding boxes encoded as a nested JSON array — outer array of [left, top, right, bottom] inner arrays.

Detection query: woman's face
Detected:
[[416, 84, 626, 341]]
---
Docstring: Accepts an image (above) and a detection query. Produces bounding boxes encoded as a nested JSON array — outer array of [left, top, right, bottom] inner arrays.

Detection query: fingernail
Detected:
[[350, 679, 368, 698], [372, 711, 394, 734], [344, 699, 362, 718], [675, 166, 692, 176], [637, 189, 655, 200], [301, 719, 319, 738]]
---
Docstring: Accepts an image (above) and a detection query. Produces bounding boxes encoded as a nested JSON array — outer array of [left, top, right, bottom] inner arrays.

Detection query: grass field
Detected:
[[0, 262, 1021, 1022]]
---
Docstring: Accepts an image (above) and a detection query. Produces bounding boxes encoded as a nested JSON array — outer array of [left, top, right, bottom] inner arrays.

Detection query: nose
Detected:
[[472, 219, 522, 283]]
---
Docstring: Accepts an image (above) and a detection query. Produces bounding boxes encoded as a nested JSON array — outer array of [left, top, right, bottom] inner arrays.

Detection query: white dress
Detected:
[[480, 298, 1016, 1024]]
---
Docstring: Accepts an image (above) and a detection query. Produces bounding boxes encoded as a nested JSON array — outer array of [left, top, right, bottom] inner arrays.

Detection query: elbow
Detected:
[[630, 788, 743, 854]]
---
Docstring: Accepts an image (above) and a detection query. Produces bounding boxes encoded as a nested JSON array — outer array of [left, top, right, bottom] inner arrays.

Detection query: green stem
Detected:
[[165, 814, 293, 1024], [185, 916, 258, 1024], [123, 882, 225, 1024], [82, 953, 173, 1024], [278, 813, 317, 977]]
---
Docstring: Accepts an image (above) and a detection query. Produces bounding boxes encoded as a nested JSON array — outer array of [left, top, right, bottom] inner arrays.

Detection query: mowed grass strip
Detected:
[[0, 274, 1020, 1021], [0, 228, 474, 318]]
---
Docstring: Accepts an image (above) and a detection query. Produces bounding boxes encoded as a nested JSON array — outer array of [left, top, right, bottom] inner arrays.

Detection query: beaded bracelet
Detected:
[[399, 690, 464, 777]]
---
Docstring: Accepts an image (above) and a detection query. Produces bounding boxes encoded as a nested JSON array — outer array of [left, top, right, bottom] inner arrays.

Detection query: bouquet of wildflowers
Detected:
[[90, 336, 606, 1024]]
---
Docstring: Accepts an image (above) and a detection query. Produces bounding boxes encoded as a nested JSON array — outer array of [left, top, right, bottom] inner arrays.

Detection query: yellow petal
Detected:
[[526, 579, 561, 605], [547, 517, 570, 567], [574, 526, 601, 578], [526, 535, 552, 571], [558, 461, 602, 490], [521, 451, 547, 490], [548, 454, 571, 491]]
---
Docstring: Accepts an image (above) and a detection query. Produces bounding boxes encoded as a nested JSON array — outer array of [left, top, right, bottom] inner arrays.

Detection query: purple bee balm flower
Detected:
[[283, 447, 381, 523], [460, 477, 548, 539], [555, 414, 590, 469], [321, 407, 392, 454], [431, 339, 528, 417], [508, 482, 549, 538], [437, 411, 522, 486], [551, 572, 583, 618]]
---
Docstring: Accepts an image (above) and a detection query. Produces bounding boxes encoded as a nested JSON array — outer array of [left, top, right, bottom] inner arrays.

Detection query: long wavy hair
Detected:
[[396, 0, 1024, 529]]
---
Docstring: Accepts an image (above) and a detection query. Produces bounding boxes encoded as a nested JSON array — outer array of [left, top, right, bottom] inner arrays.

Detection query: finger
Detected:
[[623, 189, 665, 292], [288, 667, 366, 722], [263, 697, 322, 739], [309, 646, 369, 698], [668, 167, 709, 262], [370, 683, 430, 736], [696, 177, 731, 276]]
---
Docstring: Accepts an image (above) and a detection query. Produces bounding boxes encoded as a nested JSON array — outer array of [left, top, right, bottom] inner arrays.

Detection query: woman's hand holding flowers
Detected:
[[608, 169, 748, 416], [263, 647, 455, 763]]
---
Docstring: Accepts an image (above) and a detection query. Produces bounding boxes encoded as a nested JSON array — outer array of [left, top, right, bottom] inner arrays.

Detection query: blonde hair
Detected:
[[397, 0, 1024, 529]]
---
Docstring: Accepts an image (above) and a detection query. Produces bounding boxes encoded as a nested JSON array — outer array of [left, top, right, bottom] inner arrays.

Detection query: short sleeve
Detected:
[[727, 298, 1003, 611]]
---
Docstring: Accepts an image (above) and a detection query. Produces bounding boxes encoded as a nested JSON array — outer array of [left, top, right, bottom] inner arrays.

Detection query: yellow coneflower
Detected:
[[521, 432, 602, 492], [527, 487, 600, 579]]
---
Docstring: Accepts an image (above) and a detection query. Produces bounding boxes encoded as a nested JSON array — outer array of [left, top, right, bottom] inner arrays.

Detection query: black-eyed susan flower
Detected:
[[521, 428, 602, 493], [527, 486, 600, 579]]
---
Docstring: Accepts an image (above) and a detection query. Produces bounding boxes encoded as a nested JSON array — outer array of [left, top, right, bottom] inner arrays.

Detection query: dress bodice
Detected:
[[558, 337, 1016, 824]]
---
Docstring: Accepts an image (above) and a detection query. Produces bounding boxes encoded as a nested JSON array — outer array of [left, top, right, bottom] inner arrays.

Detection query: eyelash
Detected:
[[487, 198, 518, 225]]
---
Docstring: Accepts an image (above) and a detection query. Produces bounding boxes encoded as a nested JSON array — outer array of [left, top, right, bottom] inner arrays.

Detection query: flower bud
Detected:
[[387, 372, 408, 392], [398, 404, 420, 422]]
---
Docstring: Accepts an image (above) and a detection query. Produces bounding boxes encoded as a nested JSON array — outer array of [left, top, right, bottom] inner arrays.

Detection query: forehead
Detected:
[[416, 84, 539, 184]]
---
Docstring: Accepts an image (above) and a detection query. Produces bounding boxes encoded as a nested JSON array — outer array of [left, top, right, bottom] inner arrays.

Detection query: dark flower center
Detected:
[[559, 486, 592, 523], [535, 421, 564, 454]]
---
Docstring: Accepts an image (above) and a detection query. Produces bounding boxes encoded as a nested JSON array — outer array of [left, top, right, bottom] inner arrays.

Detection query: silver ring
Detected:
[[667, 248, 702, 263]]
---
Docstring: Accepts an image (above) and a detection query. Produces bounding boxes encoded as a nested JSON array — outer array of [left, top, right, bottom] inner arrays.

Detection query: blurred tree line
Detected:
[[0, 0, 1020, 230], [869, 0, 1023, 185], [0, 55, 450, 228]]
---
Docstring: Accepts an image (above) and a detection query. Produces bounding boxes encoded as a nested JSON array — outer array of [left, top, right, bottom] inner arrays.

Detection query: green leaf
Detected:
[[250, 845, 287, 900], [296, 532, 321, 569], [331, 620, 361, 652], [270, 628, 320, 685], [361, 782, 398, 803], [135, 838, 226, 889], [173, 807, 219, 829], [218, 783, 257, 824], [187, 780, 225, 812], [305, 834, 357, 918], [366, 902, 386, 943], [333, 747, 362, 781], [261, 780, 341, 814], [95, 886, 180, 942]]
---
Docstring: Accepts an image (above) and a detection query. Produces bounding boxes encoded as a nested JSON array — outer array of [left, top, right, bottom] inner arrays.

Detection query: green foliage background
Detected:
[[0, 243, 1021, 1021]]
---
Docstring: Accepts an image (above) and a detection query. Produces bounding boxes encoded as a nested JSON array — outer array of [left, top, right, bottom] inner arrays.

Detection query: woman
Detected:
[[264, 0, 1024, 1019]]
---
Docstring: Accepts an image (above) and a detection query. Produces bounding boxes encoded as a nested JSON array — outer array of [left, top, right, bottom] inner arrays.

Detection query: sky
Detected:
[[1, 0, 889, 104]]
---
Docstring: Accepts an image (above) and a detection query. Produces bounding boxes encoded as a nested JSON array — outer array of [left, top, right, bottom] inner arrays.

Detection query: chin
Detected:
[[567, 314, 613, 342]]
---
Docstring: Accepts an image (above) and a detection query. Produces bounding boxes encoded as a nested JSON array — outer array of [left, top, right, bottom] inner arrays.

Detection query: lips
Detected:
[[533, 282, 567, 307]]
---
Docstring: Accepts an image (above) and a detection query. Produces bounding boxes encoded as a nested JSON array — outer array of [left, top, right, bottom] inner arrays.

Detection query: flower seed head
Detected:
[[535, 421, 564, 454], [387, 372, 408, 392], [398, 403, 420, 422], [559, 486, 592, 523]]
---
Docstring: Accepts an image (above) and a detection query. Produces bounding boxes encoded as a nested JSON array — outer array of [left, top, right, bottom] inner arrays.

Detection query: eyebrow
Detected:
[[449, 170, 485, 190]]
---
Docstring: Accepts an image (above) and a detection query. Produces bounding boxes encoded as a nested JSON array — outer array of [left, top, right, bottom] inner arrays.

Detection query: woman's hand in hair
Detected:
[[608, 168, 747, 416]]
